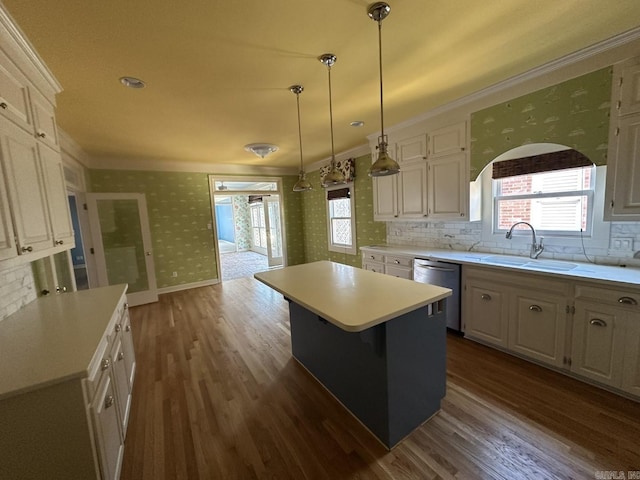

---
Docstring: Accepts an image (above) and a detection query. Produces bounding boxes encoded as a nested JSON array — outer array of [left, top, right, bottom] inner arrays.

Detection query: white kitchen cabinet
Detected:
[[508, 289, 567, 368], [360, 249, 413, 279], [30, 87, 60, 149], [428, 122, 466, 158], [622, 316, 640, 397], [0, 116, 53, 254], [0, 158, 16, 260], [428, 152, 467, 219], [0, 48, 32, 132], [39, 143, 75, 248], [0, 285, 132, 480], [464, 279, 509, 348], [373, 121, 469, 221], [605, 56, 640, 220]]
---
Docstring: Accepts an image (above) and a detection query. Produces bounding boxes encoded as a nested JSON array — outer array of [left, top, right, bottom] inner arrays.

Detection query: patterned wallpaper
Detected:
[[301, 154, 386, 266], [282, 175, 306, 265], [232, 195, 252, 251], [470, 67, 612, 180], [90, 170, 218, 288]]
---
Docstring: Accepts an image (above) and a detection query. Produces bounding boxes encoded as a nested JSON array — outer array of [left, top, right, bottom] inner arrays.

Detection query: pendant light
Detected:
[[290, 85, 313, 192], [367, 2, 400, 177], [319, 53, 346, 187]]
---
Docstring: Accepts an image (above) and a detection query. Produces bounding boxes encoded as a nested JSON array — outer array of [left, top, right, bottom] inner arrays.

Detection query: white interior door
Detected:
[[264, 195, 283, 267], [86, 193, 158, 306]]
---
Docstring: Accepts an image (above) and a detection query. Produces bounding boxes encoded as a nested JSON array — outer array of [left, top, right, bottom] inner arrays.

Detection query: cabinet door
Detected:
[[362, 261, 384, 274], [30, 89, 59, 149], [111, 336, 131, 435], [0, 118, 52, 254], [621, 315, 640, 396], [0, 160, 17, 260], [464, 281, 509, 348], [121, 307, 136, 389], [428, 152, 467, 219], [620, 63, 640, 116], [373, 175, 398, 220], [91, 372, 124, 480], [508, 290, 567, 367], [398, 162, 428, 218], [0, 49, 32, 131], [39, 144, 75, 248], [396, 134, 427, 164], [571, 301, 625, 388], [428, 122, 466, 158], [610, 114, 640, 217]]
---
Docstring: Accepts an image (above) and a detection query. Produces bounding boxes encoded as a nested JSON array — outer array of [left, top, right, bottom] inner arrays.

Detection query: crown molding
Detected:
[[0, 4, 62, 95], [369, 25, 640, 139], [306, 143, 370, 173], [90, 155, 298, 176]]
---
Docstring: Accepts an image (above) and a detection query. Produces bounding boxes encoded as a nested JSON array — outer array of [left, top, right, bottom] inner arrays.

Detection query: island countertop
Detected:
[[254, 261, 451, 332]]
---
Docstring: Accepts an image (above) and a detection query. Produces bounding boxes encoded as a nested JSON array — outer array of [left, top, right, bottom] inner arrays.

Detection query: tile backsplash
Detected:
[[0, 263, 36, 321], [387, 221, 640, 268]]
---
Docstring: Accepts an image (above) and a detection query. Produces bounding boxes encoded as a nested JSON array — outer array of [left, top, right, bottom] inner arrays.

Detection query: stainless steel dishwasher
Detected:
[[413, 258, 461, 331]]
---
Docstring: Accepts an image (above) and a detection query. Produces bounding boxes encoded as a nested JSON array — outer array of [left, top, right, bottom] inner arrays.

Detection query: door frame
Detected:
[[208, 175, 288, 281], [86, 192, 158, 306]]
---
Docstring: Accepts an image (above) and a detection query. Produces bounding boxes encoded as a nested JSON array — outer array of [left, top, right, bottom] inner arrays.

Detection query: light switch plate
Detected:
[[612, 237, 634, 251]]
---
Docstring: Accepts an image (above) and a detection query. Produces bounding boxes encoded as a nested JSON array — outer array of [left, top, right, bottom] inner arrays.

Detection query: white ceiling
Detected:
[[3, 0, 640, 170]]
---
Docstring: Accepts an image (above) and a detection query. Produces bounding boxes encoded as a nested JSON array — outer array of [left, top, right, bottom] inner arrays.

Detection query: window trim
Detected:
[[326, 182, 356, 255]]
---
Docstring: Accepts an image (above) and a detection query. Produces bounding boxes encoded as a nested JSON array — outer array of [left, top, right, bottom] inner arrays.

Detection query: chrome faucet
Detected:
[[505, 221, 544, 259]]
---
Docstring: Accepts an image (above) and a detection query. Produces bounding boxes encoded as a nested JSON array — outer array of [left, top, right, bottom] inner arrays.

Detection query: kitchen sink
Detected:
[[483, 255, 578, 271]]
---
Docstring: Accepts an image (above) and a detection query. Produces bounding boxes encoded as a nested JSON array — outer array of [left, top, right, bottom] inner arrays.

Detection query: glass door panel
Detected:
[[264, 196, 283, 267]]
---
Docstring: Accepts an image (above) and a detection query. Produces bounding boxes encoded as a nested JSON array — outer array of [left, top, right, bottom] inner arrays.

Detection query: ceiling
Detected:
[[3, 0, 640, 170]]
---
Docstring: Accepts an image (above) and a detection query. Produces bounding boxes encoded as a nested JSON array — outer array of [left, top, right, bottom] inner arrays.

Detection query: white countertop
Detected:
[[361, 245, 640, 289], [0, 284, 127, 400], [254, 261, 451, 332]]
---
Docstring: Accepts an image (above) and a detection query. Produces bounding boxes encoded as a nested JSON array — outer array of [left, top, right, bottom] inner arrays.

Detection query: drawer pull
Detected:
[[590, 318, 607, 327], [115, 324, 122, 333], [125, 325, 131, 332], [618, 296, 638, 305], [21, 246, 33, 253], [481, 294, 491, 301], [101, 358, 111, 370], [55, 240, 64, 245], [529, 305, 542, 312], [0, 102, 7, 109], [394, 259, 400, 264], [117, 351, 125, 361], [37, 132, 46, 138], [124, 303, 129, 309], [104, 395, 114, 409], [370, 255, 375, 260]]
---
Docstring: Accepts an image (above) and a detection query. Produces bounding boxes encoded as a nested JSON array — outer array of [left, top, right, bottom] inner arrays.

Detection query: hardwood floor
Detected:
[[121, 278, 640, 479]]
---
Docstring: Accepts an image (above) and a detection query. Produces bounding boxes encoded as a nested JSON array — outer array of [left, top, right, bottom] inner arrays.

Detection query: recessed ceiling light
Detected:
[[350, 120, 365, 127], [119, 76, 146, 89]]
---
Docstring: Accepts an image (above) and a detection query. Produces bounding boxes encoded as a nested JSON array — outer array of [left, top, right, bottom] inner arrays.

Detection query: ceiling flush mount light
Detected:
[[367, 2, 400, 177], [319, 53, 346, 187], [290, 85, 313, 193], [350, 120, 365, 127], [244, 143, 279, 159], [119, 76, 146, 89]]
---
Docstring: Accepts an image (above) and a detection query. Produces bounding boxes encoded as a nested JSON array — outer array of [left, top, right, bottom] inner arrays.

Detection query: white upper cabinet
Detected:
[[398, 162, 428, 218], [30, 88, 59, 149], [396, 134, 427, 164], [428, 122, 466, 158], [0, 156, 16, 260], [0, 49, 32, 132], [0, 118, 53, 254], [605, 56, 640, 220], [373, 173, 398, 220], [428, 152, 467, 219]]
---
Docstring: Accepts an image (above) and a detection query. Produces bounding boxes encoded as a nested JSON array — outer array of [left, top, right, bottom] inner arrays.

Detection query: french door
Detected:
[[263, 196, 283, 267], [86, 193, 158, 306]]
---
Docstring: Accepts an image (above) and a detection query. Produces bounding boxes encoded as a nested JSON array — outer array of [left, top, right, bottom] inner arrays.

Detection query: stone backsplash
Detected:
[[0, 263, 36, 321]]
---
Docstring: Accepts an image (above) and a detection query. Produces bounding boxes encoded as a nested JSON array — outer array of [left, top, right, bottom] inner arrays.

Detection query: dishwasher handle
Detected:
[[415, 264, 457, 273]]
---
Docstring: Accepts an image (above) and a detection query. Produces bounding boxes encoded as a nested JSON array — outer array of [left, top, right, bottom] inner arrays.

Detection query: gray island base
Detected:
[[254, 261, 451, 450], [287, 300, 446, 449]]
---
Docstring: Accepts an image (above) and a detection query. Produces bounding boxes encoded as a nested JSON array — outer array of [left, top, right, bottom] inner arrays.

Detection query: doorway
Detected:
[[209, 176, 286, 281]]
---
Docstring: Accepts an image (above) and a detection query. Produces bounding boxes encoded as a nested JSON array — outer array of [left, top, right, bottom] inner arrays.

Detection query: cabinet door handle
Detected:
[[104, 395, 114, 409], [55, 240, 64, 245], [124, 303, 129, 309], [529, 305, 542, 312], [37, 132, 46, 138], [590, 318, 607, 327], [618, 296, 638, 305], [0, 101, 7, 109], [125, 325, 131, 332], [370, 255, 375, 260], [101, 358, 111, 370], [393, 259, 400, 264], [118, 351, 125, 361], [481, 294, 491, 301], [21, 246, 33, 253], [115, 324, 122, 333]]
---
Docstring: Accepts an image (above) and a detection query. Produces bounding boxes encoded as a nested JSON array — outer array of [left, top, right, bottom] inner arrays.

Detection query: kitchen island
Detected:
[[254, 261, 451, 449]]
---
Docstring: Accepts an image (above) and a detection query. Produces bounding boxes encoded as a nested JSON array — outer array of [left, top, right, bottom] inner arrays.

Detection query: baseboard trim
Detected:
[[158, 278, 220, 295]]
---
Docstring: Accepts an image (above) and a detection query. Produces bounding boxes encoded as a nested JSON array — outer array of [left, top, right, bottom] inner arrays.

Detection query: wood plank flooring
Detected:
[[121, 278, 640, 479]]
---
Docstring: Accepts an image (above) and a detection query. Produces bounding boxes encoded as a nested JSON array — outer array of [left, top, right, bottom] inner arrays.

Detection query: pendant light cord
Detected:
[[377, 20, 385, 140], [295, 93, 304, 172], [327, 64, 336, 162]]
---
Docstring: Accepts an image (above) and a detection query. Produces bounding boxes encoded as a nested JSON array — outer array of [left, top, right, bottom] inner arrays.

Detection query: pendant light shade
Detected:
[[319, 53, 346, 187], [290, 85, 313, 192], [367, 2, 400, 177]]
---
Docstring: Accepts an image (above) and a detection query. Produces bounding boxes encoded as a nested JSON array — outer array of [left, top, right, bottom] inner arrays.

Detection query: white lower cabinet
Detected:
[[360, 249, 413, 279], [464, 280, 509, 348], [91, 372, 125, 480]]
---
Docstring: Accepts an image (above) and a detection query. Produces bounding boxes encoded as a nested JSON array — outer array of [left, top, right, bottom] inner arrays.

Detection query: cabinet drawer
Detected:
[[385, 265, 412, 279], [363, 261, 384, 274], [385, 255, 412, 267], [575, 284, 640, 309], [363, 252, 385, 263], [85, 336, 111, 403]]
